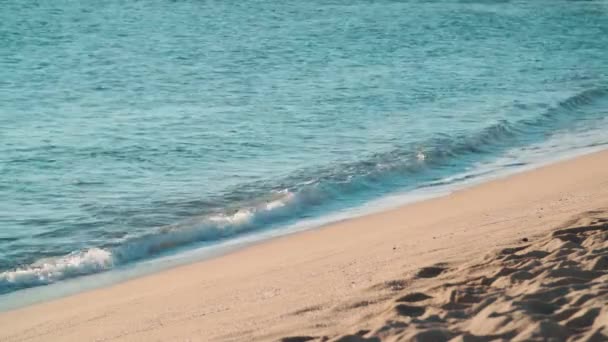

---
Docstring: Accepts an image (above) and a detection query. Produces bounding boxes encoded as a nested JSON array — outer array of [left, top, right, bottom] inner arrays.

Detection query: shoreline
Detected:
[[1, 144, 605, 311], [1, 149, 608, 341]]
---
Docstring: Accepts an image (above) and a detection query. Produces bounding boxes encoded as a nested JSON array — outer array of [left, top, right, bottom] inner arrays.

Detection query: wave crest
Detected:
[[2, 86, 607, 294], [0, 248, 113, 291]]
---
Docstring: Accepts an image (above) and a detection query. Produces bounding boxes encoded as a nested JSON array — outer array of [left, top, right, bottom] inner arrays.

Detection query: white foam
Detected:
[[208, 209, 254, 225], [265, 191, 295, 210], [0, 190, 300, 296], [0, 248, 113, 289]]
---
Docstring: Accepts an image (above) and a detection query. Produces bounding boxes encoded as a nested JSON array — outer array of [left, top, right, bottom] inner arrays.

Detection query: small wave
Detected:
[[0, 191, 300, 293], [555, 87, 608, 112], [0, 248, 113, 292], [2, 86, 607, 294], [108, 190, 297, 263]]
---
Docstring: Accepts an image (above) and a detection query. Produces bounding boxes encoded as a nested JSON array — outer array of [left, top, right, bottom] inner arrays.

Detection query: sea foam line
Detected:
[[1, 86, 607, 294]]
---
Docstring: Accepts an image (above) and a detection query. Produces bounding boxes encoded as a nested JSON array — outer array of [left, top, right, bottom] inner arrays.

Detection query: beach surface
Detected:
[[1, 150, 607, 342]]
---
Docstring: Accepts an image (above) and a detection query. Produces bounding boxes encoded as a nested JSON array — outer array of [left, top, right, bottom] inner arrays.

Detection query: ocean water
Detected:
[[1, 0, 608, 297]]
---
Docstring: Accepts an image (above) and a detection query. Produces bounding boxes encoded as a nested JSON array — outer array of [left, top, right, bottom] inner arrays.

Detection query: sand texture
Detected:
[[278, 210, 608, 342], [1, 150, 608, 342]]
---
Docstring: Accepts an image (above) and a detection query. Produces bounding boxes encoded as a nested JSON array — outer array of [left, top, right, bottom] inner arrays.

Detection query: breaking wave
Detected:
[[0, 249, 113, 291], [1, 86, 607, 294]]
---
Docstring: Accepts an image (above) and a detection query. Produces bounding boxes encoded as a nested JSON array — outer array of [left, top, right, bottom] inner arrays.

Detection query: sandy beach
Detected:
[[1, 150, 607, 341]]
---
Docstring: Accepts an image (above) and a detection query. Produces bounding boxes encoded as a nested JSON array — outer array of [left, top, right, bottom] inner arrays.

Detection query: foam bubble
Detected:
[[209, 209, 254, 225], [265, 191, 295, 210], [0, 248, 113, 290]]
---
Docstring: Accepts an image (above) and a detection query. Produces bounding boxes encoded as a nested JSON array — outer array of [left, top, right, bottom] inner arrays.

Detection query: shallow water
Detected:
[[1, 0, 608, 294]]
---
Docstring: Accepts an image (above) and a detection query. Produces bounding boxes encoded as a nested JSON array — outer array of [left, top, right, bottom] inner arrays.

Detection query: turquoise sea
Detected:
[[1, 0, 608, 299]]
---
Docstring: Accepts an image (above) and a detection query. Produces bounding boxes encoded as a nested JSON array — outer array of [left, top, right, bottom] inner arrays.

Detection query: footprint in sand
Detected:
[[396, 292, 432, 303], [394, 304, 426, 317], [277, 210, 608, 342], [415, 266, 447, 278]]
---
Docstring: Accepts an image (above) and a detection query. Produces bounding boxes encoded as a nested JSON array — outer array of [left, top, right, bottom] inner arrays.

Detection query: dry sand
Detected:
[[1, 150, 608, 342]]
